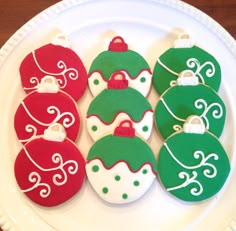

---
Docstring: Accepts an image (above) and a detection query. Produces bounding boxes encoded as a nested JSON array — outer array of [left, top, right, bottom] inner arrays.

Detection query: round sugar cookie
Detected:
[[153, 33, 221, 95], [154, 71, 226, 139], [14, 123, 86, 207], [20, 34, 87, 101], [14, 76, 80, 144], [88, 36, 152, 97], [158, 116, 230, 202], [87, 72, 153, 141], [86, 120, 157, 204]]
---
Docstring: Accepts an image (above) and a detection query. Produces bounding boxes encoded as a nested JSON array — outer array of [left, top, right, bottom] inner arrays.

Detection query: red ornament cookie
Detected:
[[14, 76, 80, 144], [14, 123, 86, 207], [20, 34, 87, 101]]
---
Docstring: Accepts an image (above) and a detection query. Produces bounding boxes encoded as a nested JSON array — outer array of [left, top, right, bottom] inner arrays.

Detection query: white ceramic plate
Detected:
[[1, 0, 236, 230]]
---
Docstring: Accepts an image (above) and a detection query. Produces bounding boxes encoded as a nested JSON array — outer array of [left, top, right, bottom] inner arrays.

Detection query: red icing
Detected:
[[87, 158, 157, 175], [14, 90, 80, 144], [107, 72, 128, 89], [108, 36, 128, 52], [20, 43, 87, 102], [114, 120, 135, 138], [14, 137, 86, 207]]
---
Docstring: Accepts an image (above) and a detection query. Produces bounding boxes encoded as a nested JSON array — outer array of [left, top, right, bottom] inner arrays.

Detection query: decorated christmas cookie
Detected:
[[153, 33, 221, 95], [158, 116, 230, 202], [14, 76, 80, 144], [87, 72, 153, 141], [86, 120, 157, 204], [88, 36, 152, 97], [20, 34, 87, 101], [154, 70, 226, 139], [14, 123, 86, 207]]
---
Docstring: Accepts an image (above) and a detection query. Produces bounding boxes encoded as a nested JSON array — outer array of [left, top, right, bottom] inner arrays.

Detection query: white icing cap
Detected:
[[44, 123, 67, 142], [177, 70, 199, 86], [183, 115, 205, 134], [51, 33, 71, 48], [174, 33, 195, 48], [37, 76, 60, 93]]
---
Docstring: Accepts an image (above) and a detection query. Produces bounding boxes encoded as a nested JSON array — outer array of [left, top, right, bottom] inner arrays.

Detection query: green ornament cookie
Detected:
[[155, 70, 226, 139], [87, 72, 153, 141], [88, 36, 152, 97], [153, 33, 221, 95], [158, 116, 230, 202], [86, 120, 157, 204]]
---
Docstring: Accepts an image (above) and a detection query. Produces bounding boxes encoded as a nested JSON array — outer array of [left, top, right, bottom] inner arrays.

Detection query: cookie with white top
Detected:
[[14, 123, 86, 207], [86, 120, 157, 204], [20, 34, 87, 101], [154, 70, 226, 139], [157, 116, 230, 202], [153, 33, 221, 95], [87, 72, 153, 141], [14, 76, 80, 144], [88, 36, 152, 97]]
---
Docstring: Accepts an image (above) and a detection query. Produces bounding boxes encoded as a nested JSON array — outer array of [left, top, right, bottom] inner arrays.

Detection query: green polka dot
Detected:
[[142, 126, 148, 132], [92, 125, 97, 131], [140, 77, 146, 83], [92, 165, 99, 172], [115, 175, 121, 181], [142, 169, 148, 174], [102, 187, 109, 194], [122, 193, 128, 199], [94, 79, 99, 85], [133, 181, 140, 186]]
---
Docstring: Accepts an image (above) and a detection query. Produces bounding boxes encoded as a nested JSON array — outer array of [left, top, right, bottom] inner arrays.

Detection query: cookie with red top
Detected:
[[20, 34, 87, 101], [14, 76, 80, 144], [88, 36, 152, 97], [14, 123, 86, 207]]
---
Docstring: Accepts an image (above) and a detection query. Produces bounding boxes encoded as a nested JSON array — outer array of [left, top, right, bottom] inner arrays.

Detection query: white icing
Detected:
[[21, 146, 78, 198], [37, 76, 60, 93], [86, 159, 156, 204], [19, 124, 38, 143], [88, 70, 152, 97], [174, 35, 195, 48], [86, 111, 153, 141], [183, 123, 205, 134], [177, 71, 199, 86], [23, 51, 79, 91], [157, 59, 179, 77], [164, 143, 218, 196], [43, 123, 66, 142], [51, 33, 71, 48]]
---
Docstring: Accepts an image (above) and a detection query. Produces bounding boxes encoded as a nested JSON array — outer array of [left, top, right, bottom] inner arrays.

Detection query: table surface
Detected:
[[0, 0, 235, 231]]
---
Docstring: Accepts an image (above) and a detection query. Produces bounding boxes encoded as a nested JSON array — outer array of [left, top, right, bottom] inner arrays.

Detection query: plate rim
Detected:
[[1, 0, 236, 230]]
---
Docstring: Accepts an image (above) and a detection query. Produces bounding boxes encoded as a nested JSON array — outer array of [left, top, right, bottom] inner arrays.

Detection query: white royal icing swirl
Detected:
[[21, 146, 78, 198]]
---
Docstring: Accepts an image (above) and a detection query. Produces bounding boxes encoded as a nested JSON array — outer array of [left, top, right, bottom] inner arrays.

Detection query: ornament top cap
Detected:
[[37, 76, 60, 93], [174, 33, 195, 48], [114, 120, 135, 138], [51, 33, 70, 48], [183, 115, 206, 134], [107, 71, 128, 89], [177, 70, 199, 86], [43, 123, 67, 142], [108, 36, 128, 52]]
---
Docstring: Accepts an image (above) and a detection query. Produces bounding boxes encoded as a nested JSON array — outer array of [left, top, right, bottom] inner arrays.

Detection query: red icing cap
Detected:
[[114, 120, 135, 138], [108, 36, 128, 52], [108, 72, 128, 89]]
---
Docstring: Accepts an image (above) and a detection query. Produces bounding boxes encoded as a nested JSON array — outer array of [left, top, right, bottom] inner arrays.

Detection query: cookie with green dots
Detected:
[[153, 33, 221, 95], [86, 120, 157, 204], [158, 115, 230, 202]]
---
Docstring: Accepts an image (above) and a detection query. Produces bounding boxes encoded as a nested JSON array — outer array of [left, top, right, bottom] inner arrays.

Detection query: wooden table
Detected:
[[0, 1, 235, 231]]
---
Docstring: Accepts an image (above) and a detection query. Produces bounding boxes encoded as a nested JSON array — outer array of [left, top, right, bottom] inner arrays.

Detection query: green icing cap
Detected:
[[87, 133, 157, 173], [87, 87, 152, 123], [89, 36, 150, 79]]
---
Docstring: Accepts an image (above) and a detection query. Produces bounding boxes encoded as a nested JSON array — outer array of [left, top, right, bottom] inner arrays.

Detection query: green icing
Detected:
[[153, 46, 221, 95], [89, 50, 150, 79], [115, 175, 121, 181], [92, 165, 99, 172], [133, 181, 140, 186], [122, 193, 128, 199], [87, 135, 157, 173], [87, 88, 152, 123], [154, 84, 226, 139], [158, 132, 230, 202], [102, 187, 109, 194]]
